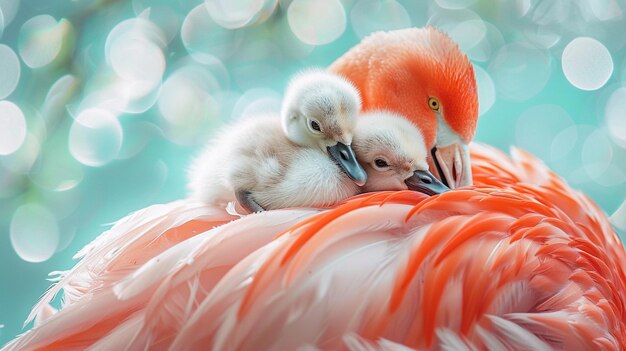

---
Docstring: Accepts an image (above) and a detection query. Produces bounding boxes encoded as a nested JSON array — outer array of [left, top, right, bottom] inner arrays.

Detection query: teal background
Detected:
[[1, 0, 625, 344]]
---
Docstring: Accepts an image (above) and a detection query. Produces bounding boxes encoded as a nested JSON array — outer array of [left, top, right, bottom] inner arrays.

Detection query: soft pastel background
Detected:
[[1, 0, 625, 343]]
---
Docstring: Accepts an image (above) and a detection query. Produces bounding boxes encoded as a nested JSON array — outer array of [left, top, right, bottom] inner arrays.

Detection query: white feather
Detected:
[[487, 315, 552, 351], [436, 329, 473, 351]]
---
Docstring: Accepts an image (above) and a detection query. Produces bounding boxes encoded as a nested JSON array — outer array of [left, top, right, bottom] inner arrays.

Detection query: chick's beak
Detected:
[[405, 170, 449, 196], [430, 142, 472, 189], [327, 142, 367, 186]]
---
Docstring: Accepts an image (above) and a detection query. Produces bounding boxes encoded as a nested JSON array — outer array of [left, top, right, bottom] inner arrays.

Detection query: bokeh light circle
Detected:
[[69, 108, 123, 167], [0, 44, 20, 99], [515, 104, 574, 162], [18, 15, 68, 68], [0, 101, 27, 155], [523, 27, 560, 49], [466, 21, 505, 62], [109, 37, 164, 88], [550, 125, 578, 162], [105, 17, 166, 53], [287, 0, 346, 45], [605, 87, 626, 148], [488, 42, 551, 101], [586, 0, 623, 21], [158, 65, 219, 125], [435, 0, 476, 9], [43, 74, 79, 118], [181, 4, 243, 62], [429, 10, 486, 59], [10, 203, 60, 263], [204, 0, 276, 29], [0, 7, 5, 38], [590, 163, 626, 188], [582, 128, 613, 179], [1, 132, 40, 174], [231, 88, 282, 121], [0, 0, 19, 28], [350, 0, 410, 39], [158, 65, 221, 144], [118, 121, 161, 160], [134, 6, 181, 44], [562, 37, 613, 91], [105, 18, 165, 96]]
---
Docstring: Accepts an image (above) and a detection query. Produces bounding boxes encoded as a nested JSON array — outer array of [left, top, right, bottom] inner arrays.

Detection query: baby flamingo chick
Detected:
[[188, 69, 367, 212], [353, 111, 448, 195]]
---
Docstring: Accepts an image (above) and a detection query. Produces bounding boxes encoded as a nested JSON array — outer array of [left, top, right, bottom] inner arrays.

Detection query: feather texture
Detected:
[[4, 144, 626, 351]]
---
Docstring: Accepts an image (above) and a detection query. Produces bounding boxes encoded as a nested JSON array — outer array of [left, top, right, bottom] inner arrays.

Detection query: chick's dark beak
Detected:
[[327, 142, 367, 186], [405, 170, 449, 196]]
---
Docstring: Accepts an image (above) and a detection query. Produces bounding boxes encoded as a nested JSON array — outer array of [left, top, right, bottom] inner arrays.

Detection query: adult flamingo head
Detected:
[[330, 27, 478, 188]]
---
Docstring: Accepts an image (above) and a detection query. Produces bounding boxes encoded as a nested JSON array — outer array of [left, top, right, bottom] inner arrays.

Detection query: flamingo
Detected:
[[329, 27, 478, 190], [4, 27, 626, 350]]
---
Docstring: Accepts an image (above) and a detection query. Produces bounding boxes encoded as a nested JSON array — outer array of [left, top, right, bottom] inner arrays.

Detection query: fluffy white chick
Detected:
[[188, 69, 367, 212], [353, 110, 449, 196]]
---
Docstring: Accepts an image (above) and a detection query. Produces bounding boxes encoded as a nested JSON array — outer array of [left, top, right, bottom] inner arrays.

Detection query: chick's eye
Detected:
[[428, 97, 440, 111], [374, 159, 389, 168], [310, 120, 321, 132]]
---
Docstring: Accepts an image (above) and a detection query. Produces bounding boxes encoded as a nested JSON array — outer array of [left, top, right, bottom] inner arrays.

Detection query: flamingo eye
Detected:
[[428, 97, 440, 111]]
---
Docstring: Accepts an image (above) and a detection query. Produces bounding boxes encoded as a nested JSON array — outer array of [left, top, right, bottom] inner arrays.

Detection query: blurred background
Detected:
[[1, 0, 626, 343]]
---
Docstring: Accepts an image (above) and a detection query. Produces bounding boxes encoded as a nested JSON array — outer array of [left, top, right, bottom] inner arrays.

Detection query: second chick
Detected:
[[353, 110, 448, 195]]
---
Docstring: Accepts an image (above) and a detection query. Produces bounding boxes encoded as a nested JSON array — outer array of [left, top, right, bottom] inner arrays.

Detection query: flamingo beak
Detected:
[[405, 170, 449, 196], [327, 142, 367, 186], [430, 142, 472, 189]]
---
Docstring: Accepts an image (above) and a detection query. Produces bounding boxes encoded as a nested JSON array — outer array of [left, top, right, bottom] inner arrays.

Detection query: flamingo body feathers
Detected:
[[5, 145, 626, 351]]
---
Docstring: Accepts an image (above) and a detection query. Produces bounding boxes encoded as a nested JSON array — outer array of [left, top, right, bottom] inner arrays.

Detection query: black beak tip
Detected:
[[405, 170, 450, 196]]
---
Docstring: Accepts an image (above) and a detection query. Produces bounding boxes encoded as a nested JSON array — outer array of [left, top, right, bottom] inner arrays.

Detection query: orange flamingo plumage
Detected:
[[330, 27, 479, 189], [3, 28, 626, 351]]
